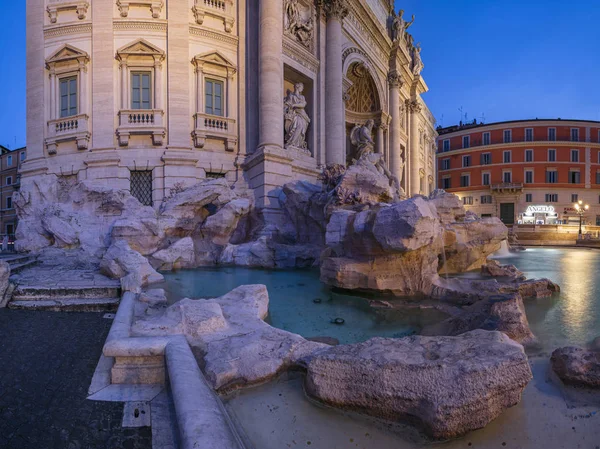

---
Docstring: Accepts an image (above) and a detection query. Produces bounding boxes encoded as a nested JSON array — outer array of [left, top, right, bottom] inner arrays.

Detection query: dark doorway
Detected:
[[500, 203, 515, 224]]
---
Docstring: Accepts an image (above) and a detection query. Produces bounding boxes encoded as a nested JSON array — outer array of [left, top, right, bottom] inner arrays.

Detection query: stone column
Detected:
[[120, 60, 128, 109], [408, 100, 422, 196], [79, 62, 87, 115], [324, 0, 348, 165], [388, 71, 403, 182], [49, 71, 57, 120], [154, 58, 163, 110], [375, 125, 384, 154], [257, 0, 284, 151]]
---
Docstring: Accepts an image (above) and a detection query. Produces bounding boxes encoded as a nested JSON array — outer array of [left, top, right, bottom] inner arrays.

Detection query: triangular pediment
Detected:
[[193, 51, 236, 71], [46, 44, 89, 65], [117, 39, 165, 58]]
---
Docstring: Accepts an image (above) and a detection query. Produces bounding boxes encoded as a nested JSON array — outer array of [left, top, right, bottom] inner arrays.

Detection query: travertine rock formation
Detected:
[[132, 285, 326, 391], [551, 346, 600, 388], [481, 259, 526, 281], [320, 194, 507, 297], [15, 175, 154, 255], [304, 330, 532, 439]]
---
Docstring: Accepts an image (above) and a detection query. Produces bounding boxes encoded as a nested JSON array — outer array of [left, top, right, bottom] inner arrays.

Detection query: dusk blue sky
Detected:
[[1, 1, 599, 148]]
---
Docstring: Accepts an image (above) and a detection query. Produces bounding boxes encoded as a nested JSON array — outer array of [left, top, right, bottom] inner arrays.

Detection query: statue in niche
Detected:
[[350, 120, 401, 193], [284, 0, 314, 49], [412, 43, 424, 76], [284, 82, 311, 154], [391, 9, 414, 42]]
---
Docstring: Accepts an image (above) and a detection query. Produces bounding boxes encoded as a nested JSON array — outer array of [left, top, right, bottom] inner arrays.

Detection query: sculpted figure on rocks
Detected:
[[284, 82, 311, 153]]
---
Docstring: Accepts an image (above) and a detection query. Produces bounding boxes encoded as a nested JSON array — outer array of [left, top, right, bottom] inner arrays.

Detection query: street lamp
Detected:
[[574, 199, 589, 238]]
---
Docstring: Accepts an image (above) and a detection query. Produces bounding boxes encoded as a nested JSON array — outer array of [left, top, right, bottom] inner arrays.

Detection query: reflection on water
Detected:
[[160, 268, 447, 345], [491, 247, 600, 350]]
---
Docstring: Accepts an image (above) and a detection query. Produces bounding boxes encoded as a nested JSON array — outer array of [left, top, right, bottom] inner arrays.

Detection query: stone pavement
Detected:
[[0, 310, 151, 449]]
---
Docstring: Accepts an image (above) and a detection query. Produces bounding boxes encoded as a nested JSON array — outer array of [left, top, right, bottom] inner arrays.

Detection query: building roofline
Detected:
[[437, 118, 600, 136]]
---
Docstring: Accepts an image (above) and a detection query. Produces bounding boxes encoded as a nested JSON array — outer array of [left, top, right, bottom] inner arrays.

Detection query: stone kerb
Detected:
[[99, 292, 246, 449]]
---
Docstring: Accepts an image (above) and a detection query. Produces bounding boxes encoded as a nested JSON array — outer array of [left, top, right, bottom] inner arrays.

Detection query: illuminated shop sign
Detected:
[[524, 205, 556, 216]]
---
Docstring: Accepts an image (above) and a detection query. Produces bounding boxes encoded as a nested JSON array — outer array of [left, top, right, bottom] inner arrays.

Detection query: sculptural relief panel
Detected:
[[284, 0, 315, 53]]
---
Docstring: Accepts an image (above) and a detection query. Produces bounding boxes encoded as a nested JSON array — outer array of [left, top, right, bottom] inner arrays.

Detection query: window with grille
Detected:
[[462, 155, 471, 167], [548, 128, 556, 141], [462, 196, 473, 205], [569, 171, 581, 184], [548, 149, 556, 162], [481, 153, 491, 165], [525, 170, 533, 184], [443, 140, 450, 151], [503, 130, 512, 143], [571, 194, 578, 202], [131, 72, 152, 110], [130, 171, 153, 206], [482, 132, 490, 145], [545, 193, 558, 202], [525, 128, 534, 142], [460, 175, 470, 187], [441, 159, 450, 170], [442, 177, 451, 189], [60, 76, 78, 118], [503, 151, 511, 163], [571, 128, 579, 142], [525, 194, 532, 203], [525, 149, 533, 162], [503, 171, 512, 183], [206, 172, 226, 179], [462, 135, 470, 149], [205, 79, 224, 116], [546, 170, 557, 183], [482, 173, 490, 185], [481, 195, 492, 204]]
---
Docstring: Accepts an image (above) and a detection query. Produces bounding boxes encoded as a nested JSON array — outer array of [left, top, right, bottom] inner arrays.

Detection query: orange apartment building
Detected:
[[436, 119, 600, 225], [0, 145, 26, 238]]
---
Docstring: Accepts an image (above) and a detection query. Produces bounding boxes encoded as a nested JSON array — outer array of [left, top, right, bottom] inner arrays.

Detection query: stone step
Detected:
[[0, 254, 36, 265], [13, 285, 121, 301], [8, 298, 120, 312], [9, 259, 38, 274]]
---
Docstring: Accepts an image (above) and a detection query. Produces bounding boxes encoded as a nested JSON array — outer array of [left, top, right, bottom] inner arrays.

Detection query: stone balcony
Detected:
[[192, 113, 237, 152], [192, 0, 235, 33], [117, 109, 165, 147], [45, 114, 91, 155]]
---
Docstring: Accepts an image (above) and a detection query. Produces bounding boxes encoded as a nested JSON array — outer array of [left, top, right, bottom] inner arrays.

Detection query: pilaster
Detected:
[[167, 0, 191, 149], [91, 0, 115, 150]]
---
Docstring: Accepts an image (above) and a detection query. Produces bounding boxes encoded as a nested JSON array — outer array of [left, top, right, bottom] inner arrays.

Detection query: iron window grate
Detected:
[[130, 170, 153, 207]]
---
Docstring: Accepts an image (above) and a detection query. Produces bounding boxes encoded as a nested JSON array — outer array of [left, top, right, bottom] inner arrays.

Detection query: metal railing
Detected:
[[439, 136, 597, 153]]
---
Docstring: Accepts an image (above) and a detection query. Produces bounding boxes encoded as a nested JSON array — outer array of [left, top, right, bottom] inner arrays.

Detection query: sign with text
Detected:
[[524, 205, 556, 216]]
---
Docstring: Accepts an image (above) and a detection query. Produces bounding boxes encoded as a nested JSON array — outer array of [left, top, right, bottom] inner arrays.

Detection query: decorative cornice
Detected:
[[189, 26, 238, 47], [322, 0, 349, 21], [113, 20, 167, 33], [44, 23, 92, 39], [283, 37, 320, 74]]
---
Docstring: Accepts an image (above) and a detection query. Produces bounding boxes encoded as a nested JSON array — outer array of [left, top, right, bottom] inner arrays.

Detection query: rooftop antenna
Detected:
[[479, 113, 486, 124], [439, 114, 444, 127], [458, 106, 464, 125]]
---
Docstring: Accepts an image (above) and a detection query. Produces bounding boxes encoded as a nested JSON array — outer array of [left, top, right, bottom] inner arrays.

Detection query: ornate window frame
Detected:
[[192, 0, 235, 33], [116, 39, 166, 146], [45, 44, 91, 154], [191, 51, 237, 151], [117, 0, 164, 19], [46, 0, 89, 23]]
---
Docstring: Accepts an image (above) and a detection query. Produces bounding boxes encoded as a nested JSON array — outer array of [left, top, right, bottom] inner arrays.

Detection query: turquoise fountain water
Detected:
[[160, 267, 447, 345]]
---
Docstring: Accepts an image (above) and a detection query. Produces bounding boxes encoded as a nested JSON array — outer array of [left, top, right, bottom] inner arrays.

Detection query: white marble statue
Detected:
[[413, 43, 424, 76], [350, 120, 376, 159], [284, 0, 314, 49], [284, 82, 311, 153], [392, 9, 414, 42]]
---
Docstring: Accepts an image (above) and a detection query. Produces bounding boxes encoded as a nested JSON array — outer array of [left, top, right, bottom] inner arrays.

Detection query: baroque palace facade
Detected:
[[26, 0, 437, 222], [437, 119, 600, 226]]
